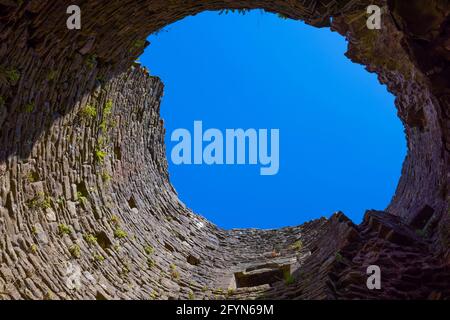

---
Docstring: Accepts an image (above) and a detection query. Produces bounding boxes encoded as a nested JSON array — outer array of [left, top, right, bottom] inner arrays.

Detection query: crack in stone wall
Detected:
[[0, 0, 449, 300]]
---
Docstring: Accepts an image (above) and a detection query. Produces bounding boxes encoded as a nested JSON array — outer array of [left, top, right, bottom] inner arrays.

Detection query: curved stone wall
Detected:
[[0, 0, 448, 299]]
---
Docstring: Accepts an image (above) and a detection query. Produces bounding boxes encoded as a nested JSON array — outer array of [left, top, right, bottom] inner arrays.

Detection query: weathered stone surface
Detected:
[[0, 0, 448, 300]]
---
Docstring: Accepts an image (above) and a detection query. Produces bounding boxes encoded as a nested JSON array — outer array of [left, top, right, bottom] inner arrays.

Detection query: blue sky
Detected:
[[139, 10, 406, 230]]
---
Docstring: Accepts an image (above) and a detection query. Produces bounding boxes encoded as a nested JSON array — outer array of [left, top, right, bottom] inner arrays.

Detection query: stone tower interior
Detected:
[[0, 0, 449, 300]]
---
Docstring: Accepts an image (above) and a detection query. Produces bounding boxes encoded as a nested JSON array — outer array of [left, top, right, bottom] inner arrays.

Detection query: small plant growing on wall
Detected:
[[76, 191, 88, 204], [47, 70, 58, 82], [147, 258, 155, 269], [131, 39, 147, 52], [219, 9, 251, 15], [27, 193, 52, 210], [110, 215, 120, 225], [93, 252, 105, 262], [23, 102, 35, 113], [84, 233, 97, 245], [30, 244, 38, 254], [95, 148, 107, 163], [170, 264, 180, 280], [284, 271, 295, 286], [291, 240, 303, 251], [58, 224, 72, 235], [79, 104, 97, 119], [114, 227, 127, 239], [101, 171, 112, 182], [335, 251, 344, 263], [0, 66, 20, 86], [68, 244, 81, 258], [144, 245, 154, 255], [85, 54, 97, 69]]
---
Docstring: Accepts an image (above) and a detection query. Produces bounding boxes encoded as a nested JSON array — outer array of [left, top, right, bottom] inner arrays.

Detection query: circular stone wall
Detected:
[[0, 0, 448, 300]]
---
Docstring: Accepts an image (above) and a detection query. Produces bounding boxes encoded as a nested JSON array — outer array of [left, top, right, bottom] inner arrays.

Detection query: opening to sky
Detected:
[[139, 10, 406, 230]]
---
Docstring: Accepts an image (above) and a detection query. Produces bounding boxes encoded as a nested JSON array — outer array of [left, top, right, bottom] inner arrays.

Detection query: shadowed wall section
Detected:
[[0, 0, 448, 299]]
